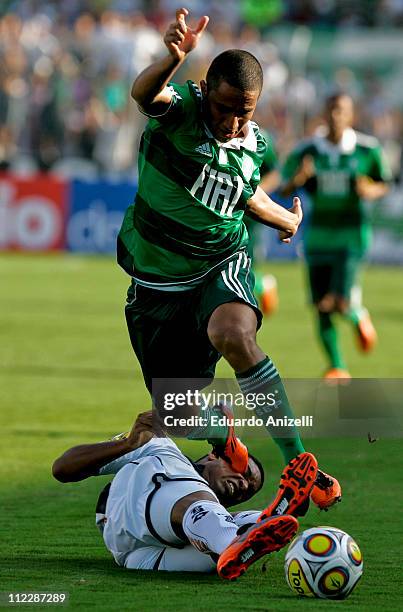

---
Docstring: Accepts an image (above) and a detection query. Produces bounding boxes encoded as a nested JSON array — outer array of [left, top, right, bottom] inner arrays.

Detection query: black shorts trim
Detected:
[[95, 482, 112, 515], [144, 473, 210, 549], [153, 547, 167, 570]]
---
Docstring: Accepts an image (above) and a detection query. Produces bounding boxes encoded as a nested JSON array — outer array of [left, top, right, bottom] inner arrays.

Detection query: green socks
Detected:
[[186, 405, 229, 446], [186, 356, 308, 465], [237, 357, 305, 464], [318, 312, 346, 369]]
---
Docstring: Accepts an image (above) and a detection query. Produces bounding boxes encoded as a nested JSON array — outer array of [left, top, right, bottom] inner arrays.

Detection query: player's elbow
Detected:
[[131, 80, 149, 108], [52, 458, 73, 483]]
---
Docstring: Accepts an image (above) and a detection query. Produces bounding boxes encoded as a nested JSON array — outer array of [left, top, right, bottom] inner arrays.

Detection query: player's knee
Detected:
[[317, 294, 336, 313], [208, 323, 256, 360], [181, 491, 218, 508], [52, 460, 70, 483]]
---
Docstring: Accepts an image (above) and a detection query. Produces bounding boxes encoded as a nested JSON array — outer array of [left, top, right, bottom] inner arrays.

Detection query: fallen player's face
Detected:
[[201, 455, 262, 506], [201, 80, 259, 142]]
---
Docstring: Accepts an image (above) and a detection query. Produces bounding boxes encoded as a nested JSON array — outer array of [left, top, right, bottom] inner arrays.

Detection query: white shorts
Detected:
[[122, 508, 262, 572], [124, 543, 216, 572], [98, 455, 218, 570]]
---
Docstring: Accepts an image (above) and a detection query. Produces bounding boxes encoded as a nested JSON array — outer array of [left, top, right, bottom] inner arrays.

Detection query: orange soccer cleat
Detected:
[[258, 452, 318, 520], [212, 404, 249, 475], [217, 514, 298, 580], [323, 368, 352, 384], [356, 310, 377, 352], [310, 469, 342, 510]]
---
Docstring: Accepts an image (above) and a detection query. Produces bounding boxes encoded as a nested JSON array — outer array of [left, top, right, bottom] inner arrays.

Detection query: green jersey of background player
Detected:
[[117, 6, 341, 511], [282, 93, 391, 380]]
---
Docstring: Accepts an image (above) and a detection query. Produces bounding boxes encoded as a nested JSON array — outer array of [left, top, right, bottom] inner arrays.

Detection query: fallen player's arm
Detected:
[[52, 411, 159, 482], [246, 186, 303, 242], [131, 8, 208, 114], [52, 438, 135, 483]]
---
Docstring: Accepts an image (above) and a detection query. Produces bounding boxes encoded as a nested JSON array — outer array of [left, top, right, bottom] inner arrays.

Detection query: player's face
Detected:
[[201, 80, 259, 142], [201, 454, 262, 506], [326, 95, 354, 135]]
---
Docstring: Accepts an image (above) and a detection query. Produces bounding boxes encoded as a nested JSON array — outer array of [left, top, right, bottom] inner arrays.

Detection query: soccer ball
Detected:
[[285, 526, 363, 599]]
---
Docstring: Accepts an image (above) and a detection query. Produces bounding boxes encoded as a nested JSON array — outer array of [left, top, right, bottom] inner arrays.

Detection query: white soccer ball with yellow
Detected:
[[284, 526, 363, 599]]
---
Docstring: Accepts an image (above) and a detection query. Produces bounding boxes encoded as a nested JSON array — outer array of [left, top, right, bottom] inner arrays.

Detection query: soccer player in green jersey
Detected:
[[282, 93, 391, 380], [117, 7, 341, 509]]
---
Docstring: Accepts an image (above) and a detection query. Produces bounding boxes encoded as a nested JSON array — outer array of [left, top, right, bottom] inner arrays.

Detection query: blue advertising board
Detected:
[[66, 179, 136, 253], [2, 174, 402, 264]]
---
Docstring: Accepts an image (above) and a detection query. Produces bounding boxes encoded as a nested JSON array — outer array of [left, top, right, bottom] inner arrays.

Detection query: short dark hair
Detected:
[[206, 49, 263, 93], [249, 453, 265, 494], [193, 452, 265, 505]]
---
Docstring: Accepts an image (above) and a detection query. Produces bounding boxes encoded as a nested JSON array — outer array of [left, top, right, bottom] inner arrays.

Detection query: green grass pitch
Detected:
[[0, 254, 402, 611]]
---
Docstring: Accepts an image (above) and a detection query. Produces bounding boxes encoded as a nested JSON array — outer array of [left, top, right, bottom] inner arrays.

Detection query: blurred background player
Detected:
[[281, 93, 391, 380]]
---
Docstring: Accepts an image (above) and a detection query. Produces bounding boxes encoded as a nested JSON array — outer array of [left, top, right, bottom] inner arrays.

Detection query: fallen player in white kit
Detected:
[[52, 412, 318, 579]]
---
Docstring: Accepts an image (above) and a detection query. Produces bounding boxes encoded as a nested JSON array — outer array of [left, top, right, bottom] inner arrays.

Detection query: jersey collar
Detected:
[[203, 121, 257, 152], [316, 126, 357, 154], [340, 128, 357, 153]]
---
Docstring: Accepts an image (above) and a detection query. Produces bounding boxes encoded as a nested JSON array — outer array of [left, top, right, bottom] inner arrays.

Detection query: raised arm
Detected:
[[246, 186, 303, 243], [131, 8, 209, 114], [52, 412, 160, 482]]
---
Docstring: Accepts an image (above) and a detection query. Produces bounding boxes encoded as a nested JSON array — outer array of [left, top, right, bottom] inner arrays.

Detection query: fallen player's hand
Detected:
[[164, 8, 209, 61], [126, 411, 166, 450], [278, 197, 303, 243]]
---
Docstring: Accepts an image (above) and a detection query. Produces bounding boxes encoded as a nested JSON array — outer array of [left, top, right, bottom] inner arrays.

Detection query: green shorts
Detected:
[[306, 250, 363, 303], [125, 250, 262, 396]]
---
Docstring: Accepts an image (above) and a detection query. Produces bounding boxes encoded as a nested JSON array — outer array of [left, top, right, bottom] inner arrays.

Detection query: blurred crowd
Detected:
[[0, 0, 402, 179]]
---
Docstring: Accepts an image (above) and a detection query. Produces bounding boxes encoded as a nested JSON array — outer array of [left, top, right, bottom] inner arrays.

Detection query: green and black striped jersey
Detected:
[[117, 80, 267, 290]]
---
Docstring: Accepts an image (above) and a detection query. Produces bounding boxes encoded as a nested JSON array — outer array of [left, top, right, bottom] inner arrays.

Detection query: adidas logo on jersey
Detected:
[[195, 142, 211, 156]]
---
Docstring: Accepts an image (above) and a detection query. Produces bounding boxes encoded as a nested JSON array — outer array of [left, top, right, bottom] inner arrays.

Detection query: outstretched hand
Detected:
[[279, 197, 303, 243], [164, 8, 209, 61], [126, 411, 166, 450]]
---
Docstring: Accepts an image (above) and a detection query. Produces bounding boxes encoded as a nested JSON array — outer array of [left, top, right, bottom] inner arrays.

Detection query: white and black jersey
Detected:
[[96, 437, 218, 570]]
